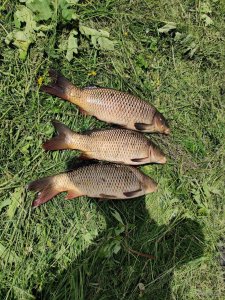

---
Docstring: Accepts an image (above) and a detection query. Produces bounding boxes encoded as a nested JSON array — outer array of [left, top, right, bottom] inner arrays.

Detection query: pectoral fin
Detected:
[[131, 157, 149, 163], [134, 123, 151, 131], [123, 188, 142, 198]]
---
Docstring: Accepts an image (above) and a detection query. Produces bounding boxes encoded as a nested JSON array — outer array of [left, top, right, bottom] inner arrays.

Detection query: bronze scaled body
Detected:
[[43, 121, 166, 165], [41, 70, 170, 134], [28, 163, 157, 207]]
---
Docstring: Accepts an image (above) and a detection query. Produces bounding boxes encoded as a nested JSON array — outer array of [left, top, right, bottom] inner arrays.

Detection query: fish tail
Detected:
[[40, 69, 80, 101], [27, 175, 61, 207], [43, 120, 75, 151]]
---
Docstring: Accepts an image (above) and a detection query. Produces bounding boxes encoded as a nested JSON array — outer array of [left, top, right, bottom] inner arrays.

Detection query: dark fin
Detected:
[[99, 193, 117, 199], [80, 151, 93, 160], [40, 85, 70, 101], [65, 190, 82, 200], [27, 177, 60, 207], [134, 123, 150, 131], [123, 188, 142, 197], [43, 120, 74, 151], [131, 157, 148, 162], [40, 69, 74, 101]]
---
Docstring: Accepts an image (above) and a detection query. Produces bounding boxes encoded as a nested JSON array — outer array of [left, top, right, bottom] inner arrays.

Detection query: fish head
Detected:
[[143, 176, 158, 193], [149, 144, 167, 164], [152, 111, 170, 134]]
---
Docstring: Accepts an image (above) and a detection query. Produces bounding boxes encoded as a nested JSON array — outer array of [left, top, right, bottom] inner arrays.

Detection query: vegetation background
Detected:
[[0, 0, 224, 299]]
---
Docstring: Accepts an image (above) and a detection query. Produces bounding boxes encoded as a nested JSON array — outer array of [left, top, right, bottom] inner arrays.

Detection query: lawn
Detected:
[[0, 0, 225, 299]]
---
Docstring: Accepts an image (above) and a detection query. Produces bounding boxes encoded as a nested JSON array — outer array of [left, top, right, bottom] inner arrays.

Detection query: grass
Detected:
[[0, 0, 225, 299]]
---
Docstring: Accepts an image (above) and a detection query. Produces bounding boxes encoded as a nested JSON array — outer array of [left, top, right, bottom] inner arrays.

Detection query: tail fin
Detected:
[[43, 120, 75, 151], [27, 176, 61, 207], [40, 69, 77, 101]]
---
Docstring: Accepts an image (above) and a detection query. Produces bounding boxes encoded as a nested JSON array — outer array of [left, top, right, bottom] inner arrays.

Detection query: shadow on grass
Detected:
[[33, 193, 205, 300]]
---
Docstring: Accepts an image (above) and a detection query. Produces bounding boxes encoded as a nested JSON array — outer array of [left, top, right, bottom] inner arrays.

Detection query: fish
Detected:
[[40, 70, 170, 134], [43, 120, 167, 165], [27, 163, 157, 207]]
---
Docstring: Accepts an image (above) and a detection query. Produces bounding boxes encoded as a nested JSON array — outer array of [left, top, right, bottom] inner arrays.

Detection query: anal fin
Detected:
[[99, 193, 117, 199]]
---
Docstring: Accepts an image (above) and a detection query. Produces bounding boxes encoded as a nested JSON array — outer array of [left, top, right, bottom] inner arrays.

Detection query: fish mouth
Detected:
[[158, 156, 167, 164]]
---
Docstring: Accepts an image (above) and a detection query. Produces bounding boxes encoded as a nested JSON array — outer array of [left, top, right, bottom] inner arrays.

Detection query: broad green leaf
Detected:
[[97, 36, 115, 50], [26, 0, 53, 21], [5, 30, 34, 60], [158, 22, 176, 33], [66, 0, 79, 4], [66, 30, 78, 61], [7, 187, 24, 219], [59, 0, 79, 7], [80, 25, 115, 50], [79, 25, 102, 37], [36, 24, 54, 32], [14, 6, 37, 30], [62, 6, 78, 21]]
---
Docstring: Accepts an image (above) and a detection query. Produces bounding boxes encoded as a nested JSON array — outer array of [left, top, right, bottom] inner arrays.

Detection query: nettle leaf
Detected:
[[66, 30, 78, 61], [158, 22, 176, 33], [59, 0, 79, 21], [97, 36, 115, 51], [62, 6, 78, 21], [80, 25, 101, 37], [5, 30, 35, 60], [59, 0, 79, 7], [26, 0, 53, 21], [79, 25, 116, 50], [14, 6, 37, 30], [6, 2, 53, 59]]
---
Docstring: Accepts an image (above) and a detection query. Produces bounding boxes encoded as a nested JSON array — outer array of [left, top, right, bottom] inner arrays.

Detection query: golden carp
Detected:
[[43, 121, 167, 165], [41, 70, 170, 134], [28, 163, 157, 207]]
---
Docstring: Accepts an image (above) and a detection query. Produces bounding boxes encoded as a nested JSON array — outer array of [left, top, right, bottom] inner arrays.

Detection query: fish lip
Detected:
[[159, 156, 167, 164]]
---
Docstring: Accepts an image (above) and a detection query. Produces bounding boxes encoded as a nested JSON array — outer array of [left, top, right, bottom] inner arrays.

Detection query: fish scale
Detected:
[[28, 163, 157, 207], [43, 122, 166, 165], [41, 70, 170, 134], [67, 164, 140, 195]]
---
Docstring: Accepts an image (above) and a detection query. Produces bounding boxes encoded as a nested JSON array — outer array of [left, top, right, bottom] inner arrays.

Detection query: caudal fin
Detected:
[[40, 69, 76, 101], [43, 120, 75, 151], [27, 176, 60, 207]]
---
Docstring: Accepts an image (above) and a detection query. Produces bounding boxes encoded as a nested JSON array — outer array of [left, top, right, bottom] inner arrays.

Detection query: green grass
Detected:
[[0, 0, 225, 299]]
